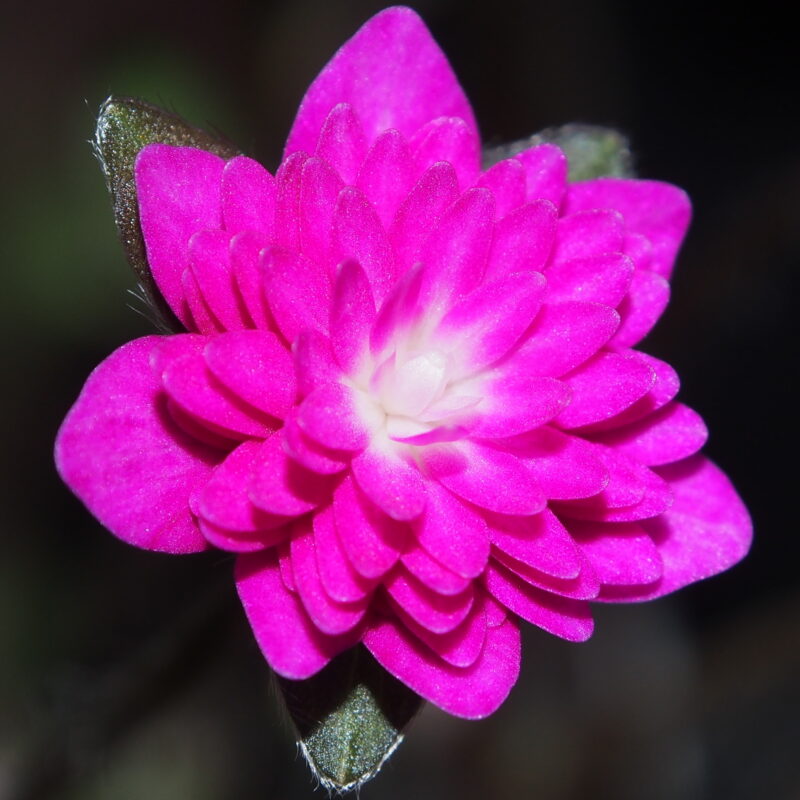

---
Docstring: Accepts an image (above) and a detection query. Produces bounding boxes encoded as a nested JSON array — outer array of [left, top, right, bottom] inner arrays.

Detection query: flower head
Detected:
[[56, 7, 751, 718]]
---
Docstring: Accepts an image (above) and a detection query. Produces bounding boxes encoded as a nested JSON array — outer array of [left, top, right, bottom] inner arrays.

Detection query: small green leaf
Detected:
[[277, 646, 423, 793], [484, 124, 634, 181], [93, 97, 240, 330]]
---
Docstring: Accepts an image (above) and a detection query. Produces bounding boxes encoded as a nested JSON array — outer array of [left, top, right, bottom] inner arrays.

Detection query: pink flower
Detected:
[[55, 7, 751, 718]]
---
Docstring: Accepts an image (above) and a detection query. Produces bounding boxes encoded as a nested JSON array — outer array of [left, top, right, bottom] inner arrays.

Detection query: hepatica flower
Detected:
[[56, 6, 751, 722]]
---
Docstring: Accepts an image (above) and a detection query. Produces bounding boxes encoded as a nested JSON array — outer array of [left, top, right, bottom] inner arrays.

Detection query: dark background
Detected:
[[1, 1, 797, 798]]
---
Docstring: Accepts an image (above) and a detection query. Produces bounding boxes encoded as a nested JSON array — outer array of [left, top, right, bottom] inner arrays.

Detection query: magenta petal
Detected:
[[297, 382, 370, 451], [315, 103, 367, 185], [230, 232, 272, 330], [55, 337, 220, 553], [568, 520, 663, 586], [298, 156, 344, 266], [505, 301, 620, 378], [551, 209, 625, 265], [409, 116, 480, 188], [198, 518, 288, 553], [314, 504, 376, 602], [330, 259, 376, 374], [400, 546, 470, 596], [198, 439, 288, 533], [484, 200, 558, 283], [415, 482, 489, 578], [263, 247, 331, 341], [424, 442, 545, 515], [389, 162, 459, 272], [418, 188, 495, 309], [592, 402, 708, 466], [386, 568, 474, 634], [332, 477, 408, 578], [204, 330, 295, 419], [273, 151, 308, 250], [611, 270, 671, 348], [486, 509, 582, 580], [135, 144, 225, 326], [556, 352, 656, 429], [357, 128, 416, 228], [435, 271, 547, 376], [475, 158, 526, 218], [484, 562, 594, 642], [369, 262, 424, 358], [364, 614, 520, 719], [564, 178, 691, 278], [291, 519, 369, 634], [293, 330, 340, 397], [249, 431, 336, 516], [285, 7, 476, 156], [351, 443, 427, 521], [221, 156, 276, 238], [545, 253, 634, 308], [515, 143, 568, 207], [182, 268, 223, 334], [283, 409, 349, 475], [236, 549, 359, 679], [469, 375, 570, 438]]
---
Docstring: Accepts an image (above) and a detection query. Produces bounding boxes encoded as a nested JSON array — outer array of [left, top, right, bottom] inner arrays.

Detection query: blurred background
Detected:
[[1, 0, 796, 798]]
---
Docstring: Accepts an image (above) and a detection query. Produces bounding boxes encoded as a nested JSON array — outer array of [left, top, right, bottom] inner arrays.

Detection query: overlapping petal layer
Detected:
[[56, 6, 751, 718]]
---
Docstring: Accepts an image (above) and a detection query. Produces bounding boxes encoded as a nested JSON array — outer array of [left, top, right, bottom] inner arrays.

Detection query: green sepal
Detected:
[[277, 646, 423, 793], [484, 123, 634, 181], [93, 97, 241, 331]]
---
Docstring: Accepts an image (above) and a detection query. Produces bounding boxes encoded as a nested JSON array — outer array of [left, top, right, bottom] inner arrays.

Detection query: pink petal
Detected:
[[351, 442, 427, 521], [273, 151, 308, 250], [285, 7, 476, 155], [602, 455, 751, 600], [468, 375, 570, 438], [435, 271, 547, 376], [409, 116, 480, 188], [515, 143, 568, 207], [364, 613, 521, 718], [591, 402, 708, 466], [369, 262, 425, 359], [386, 568, 475, 634], [486, 508, 582, 580], [298, 156, 344, 266], [198, 439, 289, 533], [315, 103, 367, 185], [55, 337, 220, 553], [293, 329, 340, 397], [611, 269, 671, 348], [235, 549, 360, 679], [357, 128, 416, 228], [414, 481, 490, 578], [418, 188, 495, 310], [545, 252, 634, 308], [230, 232, 272, 330], [204, 330, 295, 419], [483, 562, 594, 641], [221, 156, 276, 238], [503, 301, 620, 378], [330, 259, 376, 374], [135, 144, 225, 327], [332, 477, 409, 578], [283, 409, 349, 475], [182, 268, 223, 334], [297, 381, 370, 451], [424, 441, 546, 515], [551, 209, 625, 264], [475, 158, 526, 218], [556, 352, 656, 429], [290, 519, 369, 634], [162, 349, 276, 439], [484, 200, 558, 283], [249, 430, 337, 516], [492, 546, 601, 600], [400, 546, 470, 596], [314, 504, 376, 602], [263, 247, 331, 341], [389, 162, 459, 272], [567, 520, 663, 586], [198, 518, 288, 553], [564, 178, 691, 278]]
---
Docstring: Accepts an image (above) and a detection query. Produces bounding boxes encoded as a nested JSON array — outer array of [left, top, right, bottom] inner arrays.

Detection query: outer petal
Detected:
[[136, 144, 225, 327], [364, 614, 520, 718], [515, 144, 568, 207], [55, 337, 220, 553], [285, 7, 476, 156], [236, 549, 361, 679]]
